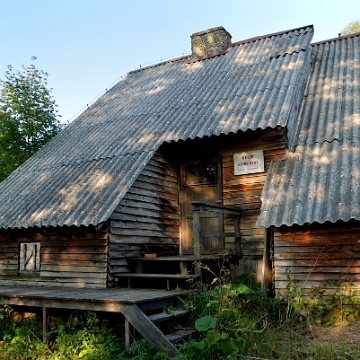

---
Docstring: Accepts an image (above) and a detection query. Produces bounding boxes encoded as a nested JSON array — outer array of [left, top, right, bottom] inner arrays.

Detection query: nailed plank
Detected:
[[120, 304, 177, 356], [109, 234, 179, 245]]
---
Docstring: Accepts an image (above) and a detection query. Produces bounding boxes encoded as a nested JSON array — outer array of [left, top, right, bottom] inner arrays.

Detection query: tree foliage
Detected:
[[342, 19, 360, 36], [0, 61, 63, 181]]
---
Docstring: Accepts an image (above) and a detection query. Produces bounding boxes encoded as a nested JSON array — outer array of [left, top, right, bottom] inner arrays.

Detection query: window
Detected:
[[184, 161, 217, 185], [19, 243, 41, 272]]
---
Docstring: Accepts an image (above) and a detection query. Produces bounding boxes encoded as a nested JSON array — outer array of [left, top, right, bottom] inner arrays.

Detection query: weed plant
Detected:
[[2, 273, 360, 359]]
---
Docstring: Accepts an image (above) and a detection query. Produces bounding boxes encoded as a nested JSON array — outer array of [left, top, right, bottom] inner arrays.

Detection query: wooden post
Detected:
[[218, 212, 224, 250], [42, 307, 48, 344], [124, 319, 133, 349], [234, 215, 241, 256], [262, 228, 273, 295], [193, 209, 201, 278]]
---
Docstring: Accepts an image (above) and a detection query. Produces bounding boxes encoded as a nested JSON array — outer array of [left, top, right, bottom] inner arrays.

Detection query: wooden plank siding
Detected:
[[108, 152, 180, 285], [159, 128, 287, 284], [274, 220, 360, 294], [0, 226, 108, 288], [221, 129, 287, 283]]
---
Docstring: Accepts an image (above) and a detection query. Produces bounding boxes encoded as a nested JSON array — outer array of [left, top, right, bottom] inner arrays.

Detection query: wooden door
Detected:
[[180, 157, 223, 255]]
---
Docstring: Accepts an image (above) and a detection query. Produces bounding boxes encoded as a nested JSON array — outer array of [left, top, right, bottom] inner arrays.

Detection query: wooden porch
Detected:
[[114, 202, 242, 288], [0, 285, 190, 356]]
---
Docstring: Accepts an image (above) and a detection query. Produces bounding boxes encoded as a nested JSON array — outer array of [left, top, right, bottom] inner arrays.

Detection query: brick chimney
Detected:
[[191, 26, 232, 58]]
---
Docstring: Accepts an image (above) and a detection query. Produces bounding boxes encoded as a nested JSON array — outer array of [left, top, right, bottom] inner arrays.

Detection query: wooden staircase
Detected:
[[113, 254, 227, 290], [123, 294, 194, 356]]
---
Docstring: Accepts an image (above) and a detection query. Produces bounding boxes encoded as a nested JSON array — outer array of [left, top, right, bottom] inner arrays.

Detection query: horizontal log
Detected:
[[113, 273, 195, 279], [42, 247, 107, 254], [118, 198, 177, 214], [122, 192, 178, 208], [40, 271, 107, 279], [40, 265, 107, 272], [107, 258, 130, 266], [274, 245, 360, 253], [135, 176, 179, 195], [276, 258, 360, 267], [113, 206, 179, 220], [42, 253, 107, 261], [0, 253, 18, 260], [140, 168, 178, 185], [200, 231, 237, 238], [110, 227, 179, 238], [108, 267, 132, 274], [109, 234, 179, 245], [0, 269, 18, 275], [42, 239, 108, 247], [109, 214, 179, 228], [109, 244, 142, 251], [0, 278, 106, 288], [191, 202, 241, 215], [41, 260, 107, 268], [109, 220, 178, 233], [127, 185, 179, 202], [275, 280, 360, 290]]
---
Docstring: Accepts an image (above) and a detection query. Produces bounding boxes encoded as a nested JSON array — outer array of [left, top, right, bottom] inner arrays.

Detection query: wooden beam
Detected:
[[42, 307, 48, 344], [121, 304, 177, 356], [193, 209, 201, 278]]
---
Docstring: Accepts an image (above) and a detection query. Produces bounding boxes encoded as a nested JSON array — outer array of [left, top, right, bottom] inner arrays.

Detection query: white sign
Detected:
[[234, 150, 264, 175]]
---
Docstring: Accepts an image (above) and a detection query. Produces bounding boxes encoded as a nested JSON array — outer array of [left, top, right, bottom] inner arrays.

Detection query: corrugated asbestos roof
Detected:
[[0, 25, 313, 229], [258, 32, 360, 227]]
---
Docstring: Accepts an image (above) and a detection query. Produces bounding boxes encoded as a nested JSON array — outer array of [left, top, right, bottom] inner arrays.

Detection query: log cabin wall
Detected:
[[107, 152, 180, 286], [274, 220, 360, 294], [221, 129, 287, 283], [0, 225, 108, 288]]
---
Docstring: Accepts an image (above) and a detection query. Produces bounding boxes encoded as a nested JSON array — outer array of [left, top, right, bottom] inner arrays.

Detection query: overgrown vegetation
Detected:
[[2, 271, 360, 359]]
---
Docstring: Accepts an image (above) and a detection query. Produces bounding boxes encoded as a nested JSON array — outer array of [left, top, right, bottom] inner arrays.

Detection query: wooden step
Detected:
[[167, 328, 196, 343], [113, 273, 196, 279], [147, 309, 191, 323], [129, 255, 226, 262]]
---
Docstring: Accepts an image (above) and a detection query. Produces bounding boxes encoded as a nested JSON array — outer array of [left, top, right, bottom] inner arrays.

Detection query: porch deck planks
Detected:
[[0, 285, 180, 356], [0, 285, 182, 307]]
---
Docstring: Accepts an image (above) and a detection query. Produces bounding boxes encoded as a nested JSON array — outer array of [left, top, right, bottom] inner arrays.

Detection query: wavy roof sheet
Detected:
[[258, 32, 360, 227], [0, 25, 313, 229]]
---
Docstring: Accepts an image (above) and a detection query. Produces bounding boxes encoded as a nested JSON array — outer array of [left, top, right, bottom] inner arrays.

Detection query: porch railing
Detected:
[[191, 201, 241, 277]]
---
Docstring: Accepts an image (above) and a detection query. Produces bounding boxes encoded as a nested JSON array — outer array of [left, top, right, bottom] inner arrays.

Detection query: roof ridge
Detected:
[[129, 24, 314, 74], [230, 24, 314, 48], [311, 31, 360, 46]]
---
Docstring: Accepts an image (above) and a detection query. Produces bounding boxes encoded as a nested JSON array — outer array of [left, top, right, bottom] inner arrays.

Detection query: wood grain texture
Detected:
[[274, 221, 360, 293], [0, 225, 108, 288]]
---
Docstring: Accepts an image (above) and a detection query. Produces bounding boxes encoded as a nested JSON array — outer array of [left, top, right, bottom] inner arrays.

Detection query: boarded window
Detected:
[[184, 161, 217, 185], [20, 243, 41, 272]]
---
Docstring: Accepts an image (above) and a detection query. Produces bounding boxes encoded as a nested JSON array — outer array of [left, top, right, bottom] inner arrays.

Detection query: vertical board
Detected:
[[179, 157, 223, 254]]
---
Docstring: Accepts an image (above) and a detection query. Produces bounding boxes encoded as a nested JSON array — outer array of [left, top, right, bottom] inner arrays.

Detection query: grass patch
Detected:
[[2, 276, 360, 359]]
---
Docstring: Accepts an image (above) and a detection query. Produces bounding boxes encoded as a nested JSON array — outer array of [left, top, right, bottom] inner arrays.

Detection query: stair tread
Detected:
[[113, 273, 196, 279], [129, 255, 225, 261], [167, 328, 196, 343], [148, 309, 191, 323]]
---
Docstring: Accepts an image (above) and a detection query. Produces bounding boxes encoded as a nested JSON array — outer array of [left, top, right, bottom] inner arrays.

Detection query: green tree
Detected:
[[342, 19, 360, 36], [0, 60, 63, 181]]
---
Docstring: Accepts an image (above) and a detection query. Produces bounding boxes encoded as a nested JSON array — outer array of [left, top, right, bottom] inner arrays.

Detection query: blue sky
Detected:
[[1, 0, 359, 123]]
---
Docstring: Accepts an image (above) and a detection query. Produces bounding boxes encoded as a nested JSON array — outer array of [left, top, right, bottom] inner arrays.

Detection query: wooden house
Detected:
[[0, 25, 315, 292], [257, 32, 360, 294], [2, 23, 360, 353]]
